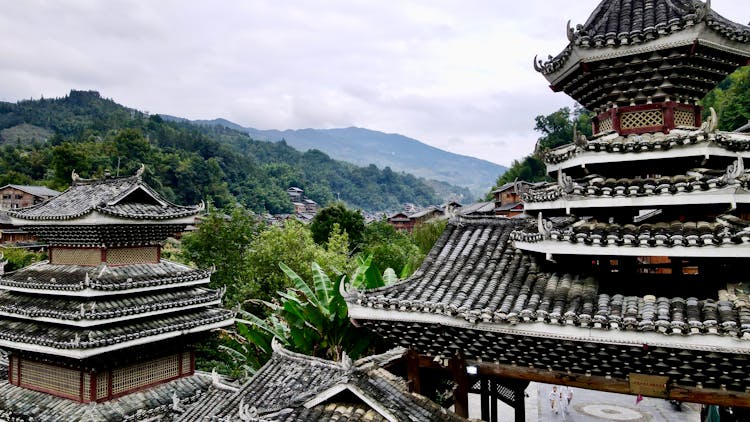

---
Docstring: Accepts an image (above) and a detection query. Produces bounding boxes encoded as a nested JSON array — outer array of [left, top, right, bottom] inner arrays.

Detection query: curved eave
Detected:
[[524, 186, 745, 212], [8, 210, 197, 226], [347, 302, 750, 354], [0, 299, 222, 327], [543, 22, 750, 86], [514, 239, 750, 258], [545, 143, 747, 173], [0, 277, 211, 298], [0, 317, 234, 359]]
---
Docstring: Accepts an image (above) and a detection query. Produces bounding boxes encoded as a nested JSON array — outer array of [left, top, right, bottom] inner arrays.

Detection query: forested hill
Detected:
[[189, 121, 505, 198], [0, 90, 456, 213]]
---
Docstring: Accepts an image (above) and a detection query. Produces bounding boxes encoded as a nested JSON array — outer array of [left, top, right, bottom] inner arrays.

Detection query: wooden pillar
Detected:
[[490, 378, 498, 422], [450, 355, 469, 418], [406, 348, 421, 394], [480, 377, 490, 422], [513, 381, 529, 422]]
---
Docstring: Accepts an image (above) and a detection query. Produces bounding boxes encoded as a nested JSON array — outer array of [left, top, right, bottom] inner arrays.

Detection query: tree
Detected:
[[310, 202, 365, 250], [180, 205, 264, 307], [411, 219, 449, 256], [360, 219, 423, 277], [245, 221, 352, 305], [702, 66, 750, 131], [487, 106, 592, 197]]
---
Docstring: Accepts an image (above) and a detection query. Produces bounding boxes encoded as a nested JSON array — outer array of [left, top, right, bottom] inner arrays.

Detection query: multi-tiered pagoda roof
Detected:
[[346, 0, 750, 416], [0, 167, 233, 415]]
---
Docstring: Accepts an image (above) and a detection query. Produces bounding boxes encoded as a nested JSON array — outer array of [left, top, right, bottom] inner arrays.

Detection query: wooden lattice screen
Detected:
[[50, 247, 101, 266], [674, 108, 696, 127], [9, 351, 194, 403], [620, 109, 664, 130], [598, 115, 614, 133], [19, 359, 80, 400], [106, 246, 159, 265]]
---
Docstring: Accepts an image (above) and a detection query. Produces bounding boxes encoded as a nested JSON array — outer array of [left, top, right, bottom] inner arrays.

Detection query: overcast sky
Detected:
[[1, 1, 747, 166]]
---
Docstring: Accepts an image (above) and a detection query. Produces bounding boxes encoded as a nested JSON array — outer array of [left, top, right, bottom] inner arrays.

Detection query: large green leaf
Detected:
[[382, 267, 398, 285], [279, 262, 320, 308], [311, 262, 333, 308]]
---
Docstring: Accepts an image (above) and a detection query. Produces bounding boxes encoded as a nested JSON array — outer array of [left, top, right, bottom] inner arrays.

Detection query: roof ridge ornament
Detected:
[[558, 171, 575, 194], [135, 163, 146, 179], [238, 398, 259, 422], [566, 20, 575, 42], [538, 212, 553, 239], [700, 107, 719, 134], [723, 156, 744, 184]]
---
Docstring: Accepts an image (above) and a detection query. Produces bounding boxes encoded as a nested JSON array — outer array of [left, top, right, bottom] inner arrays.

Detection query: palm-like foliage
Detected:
[[229, 261, 378, 367]]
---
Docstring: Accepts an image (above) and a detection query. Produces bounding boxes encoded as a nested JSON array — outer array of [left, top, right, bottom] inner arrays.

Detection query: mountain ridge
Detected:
[[184, 119, 505, 198]]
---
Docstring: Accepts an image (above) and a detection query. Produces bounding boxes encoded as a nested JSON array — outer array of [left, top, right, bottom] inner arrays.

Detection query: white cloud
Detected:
[[0, 0, 747, 166]]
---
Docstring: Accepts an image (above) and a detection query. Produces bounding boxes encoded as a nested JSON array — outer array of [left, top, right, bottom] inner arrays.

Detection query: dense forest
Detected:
[[0, 90, 454, 212], [488, 65, 750, 195]]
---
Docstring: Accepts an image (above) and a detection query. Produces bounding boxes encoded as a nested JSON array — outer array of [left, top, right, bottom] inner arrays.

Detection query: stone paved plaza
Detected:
[[469, 382, 700, 422]]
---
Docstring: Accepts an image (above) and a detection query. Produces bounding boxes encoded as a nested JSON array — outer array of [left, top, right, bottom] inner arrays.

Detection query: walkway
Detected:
[[468, 382, 700, 422]]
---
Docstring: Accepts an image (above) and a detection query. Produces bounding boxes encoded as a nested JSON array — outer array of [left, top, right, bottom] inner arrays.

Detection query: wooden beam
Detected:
[[470, 361, 750, 408]]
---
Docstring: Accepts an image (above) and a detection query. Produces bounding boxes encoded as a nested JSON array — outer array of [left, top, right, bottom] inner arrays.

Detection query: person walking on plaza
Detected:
[[562, 386, 573, 411], [549, 386, 559, 414]]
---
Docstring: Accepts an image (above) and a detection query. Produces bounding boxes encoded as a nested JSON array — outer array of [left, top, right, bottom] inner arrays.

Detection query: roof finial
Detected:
[[566, 20, 574, 42], [72, 169, 80, 183], [533, 55, 542, 72], [135, 163, 146, 179]]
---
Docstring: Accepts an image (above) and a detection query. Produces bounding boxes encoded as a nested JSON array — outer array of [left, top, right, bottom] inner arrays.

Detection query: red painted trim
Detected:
[[47, 248, 52, 263], [190, 351, 195, 373], [15, 356, 20, 387], [107, 370, 113, 399], [101, 248, 107, 263], [663, 102, 675, 133], [620, 125, 665, 136], [89, 371, 96, 402], [695, 105, 702, 126], [157, 245, 162, 262], [689, 40, 699, 56]]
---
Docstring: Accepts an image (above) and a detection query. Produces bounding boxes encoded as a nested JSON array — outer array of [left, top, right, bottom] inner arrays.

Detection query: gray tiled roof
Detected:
[[539, 0, 750, 75], [0, 287, 221, 323], [0, 365, 212, 421], [0, 259, 210, 293], [0, 308, 233, 352], [184, 343, 465, 421], [543, 129, 750, 165], [512, 215, 750, 248], [523, 167, 744, 203], [348, 216, 750, 394], [8, 175, 202, 221], [0, 184, 60, 198], [348, 217, 750, 337]]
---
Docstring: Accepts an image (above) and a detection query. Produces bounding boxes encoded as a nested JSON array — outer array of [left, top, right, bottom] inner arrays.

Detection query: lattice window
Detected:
[[106, 247, 159, 265], [82, 372, 91, 401], [674, 109, 695, 127], [19, 359, 80, 400], [111, 354, 180, 395], [181, 351, 192, 374], [51, 247, 101, 266], [620, 109, 664, 130], [96, 371, 109, 400], [598, 116, 614, 133]]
